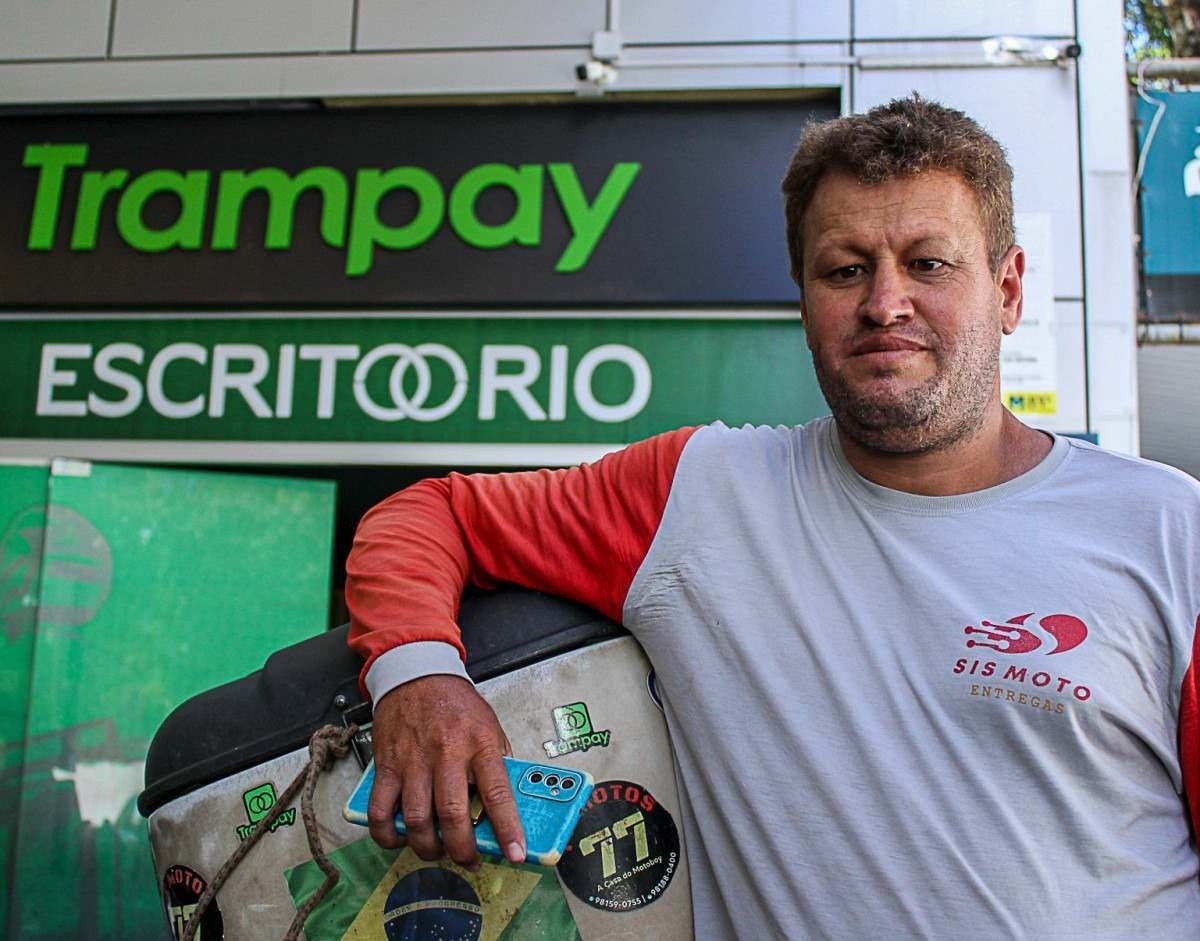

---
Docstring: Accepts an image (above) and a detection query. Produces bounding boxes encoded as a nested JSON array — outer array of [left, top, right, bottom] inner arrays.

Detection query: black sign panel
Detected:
[[1, 99, 835, 309], [1143, 275, 1200, 322]]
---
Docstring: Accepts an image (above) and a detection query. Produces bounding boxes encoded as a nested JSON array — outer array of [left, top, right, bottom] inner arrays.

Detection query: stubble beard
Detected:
[[812, 326, 1001, 455]]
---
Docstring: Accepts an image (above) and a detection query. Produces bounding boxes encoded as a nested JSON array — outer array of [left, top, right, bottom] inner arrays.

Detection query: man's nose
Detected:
[[860, 265, 913, 325]]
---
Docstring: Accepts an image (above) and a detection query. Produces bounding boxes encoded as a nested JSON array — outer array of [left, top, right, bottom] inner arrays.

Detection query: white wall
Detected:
[[1139, 344, 1200, 478], [0, 0, 1138, 450], [1, 0, 1077, 102]]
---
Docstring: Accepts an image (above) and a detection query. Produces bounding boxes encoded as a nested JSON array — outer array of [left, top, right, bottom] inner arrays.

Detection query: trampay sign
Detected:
[[22, 144, 640, 278], [1, 100, 836, 307]]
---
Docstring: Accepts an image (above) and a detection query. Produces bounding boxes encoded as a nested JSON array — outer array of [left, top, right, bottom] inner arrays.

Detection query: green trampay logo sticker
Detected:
[[544, 701, 611, 758], [236, 781, 296, 841]]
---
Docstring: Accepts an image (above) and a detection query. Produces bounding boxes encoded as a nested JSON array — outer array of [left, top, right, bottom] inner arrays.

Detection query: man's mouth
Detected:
[[850, 335, 928, 361]]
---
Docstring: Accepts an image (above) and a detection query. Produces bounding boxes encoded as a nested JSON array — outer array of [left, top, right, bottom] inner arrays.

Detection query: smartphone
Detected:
[[343, 756, 594, 866]]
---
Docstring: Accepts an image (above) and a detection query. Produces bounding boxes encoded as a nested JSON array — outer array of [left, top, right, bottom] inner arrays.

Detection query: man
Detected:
[[346, 96, 1200, 936]]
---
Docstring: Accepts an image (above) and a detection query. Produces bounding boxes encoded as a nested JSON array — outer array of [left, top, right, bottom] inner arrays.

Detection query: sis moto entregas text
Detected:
[[344, 755, 594, 866]]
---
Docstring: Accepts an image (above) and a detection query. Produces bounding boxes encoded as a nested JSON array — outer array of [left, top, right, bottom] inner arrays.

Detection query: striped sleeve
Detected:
[[345, 425, 699, 703], [1178, 614, 1200, 834]]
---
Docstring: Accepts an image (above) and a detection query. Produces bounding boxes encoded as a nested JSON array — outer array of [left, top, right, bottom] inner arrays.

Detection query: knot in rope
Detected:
[[181, 722, 359, 941]]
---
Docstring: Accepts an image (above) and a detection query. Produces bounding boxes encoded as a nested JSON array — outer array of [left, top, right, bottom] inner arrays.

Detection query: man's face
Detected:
[[799, 169, 1023, 454]]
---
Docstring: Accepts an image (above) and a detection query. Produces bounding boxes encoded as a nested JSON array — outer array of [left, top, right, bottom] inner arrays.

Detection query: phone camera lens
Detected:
[[562, 777, 576, 789], [529, 771, 543, 784], [546, 775, 559, 787]]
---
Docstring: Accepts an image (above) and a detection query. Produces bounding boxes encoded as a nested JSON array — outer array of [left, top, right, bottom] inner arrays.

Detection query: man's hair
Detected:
[[781, 94, 1014, 283]]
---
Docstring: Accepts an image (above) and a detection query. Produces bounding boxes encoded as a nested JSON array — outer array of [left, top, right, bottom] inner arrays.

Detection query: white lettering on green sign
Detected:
[[36, 341, 651, 424], [21, 144, 641, 277]]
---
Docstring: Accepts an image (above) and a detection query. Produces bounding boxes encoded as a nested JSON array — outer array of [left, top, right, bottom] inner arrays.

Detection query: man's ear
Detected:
[[799, 292, 815, 350], [997, 244, 1025, 335]]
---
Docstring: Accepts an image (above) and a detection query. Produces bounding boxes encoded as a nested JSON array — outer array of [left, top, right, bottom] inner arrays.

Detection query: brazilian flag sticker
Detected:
[[285, 837, 580, 941]]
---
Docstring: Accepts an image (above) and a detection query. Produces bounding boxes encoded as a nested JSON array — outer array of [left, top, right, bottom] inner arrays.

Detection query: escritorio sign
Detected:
[[0, 315, 827, 463], [36, 338, 652, 424]]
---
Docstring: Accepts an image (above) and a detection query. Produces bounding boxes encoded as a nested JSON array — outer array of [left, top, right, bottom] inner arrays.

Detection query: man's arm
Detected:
[[344, 426, 698, 866]]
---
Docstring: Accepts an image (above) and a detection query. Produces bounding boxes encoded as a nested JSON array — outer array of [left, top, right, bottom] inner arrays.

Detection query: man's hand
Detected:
[[368, 674, 526, 870]]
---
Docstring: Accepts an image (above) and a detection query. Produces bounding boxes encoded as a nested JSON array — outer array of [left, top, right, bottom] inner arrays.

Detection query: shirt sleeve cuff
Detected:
[[364, 641, 473, 707]]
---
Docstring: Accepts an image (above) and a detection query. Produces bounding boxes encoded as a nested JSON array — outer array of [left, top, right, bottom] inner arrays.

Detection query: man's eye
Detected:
[[829, 265, 863, 280], [911, 258, 945, 272]]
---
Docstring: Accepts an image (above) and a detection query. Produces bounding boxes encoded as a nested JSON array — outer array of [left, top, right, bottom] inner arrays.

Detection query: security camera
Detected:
[[575, 60, 617, 85], [982, 36, 1079, 66]]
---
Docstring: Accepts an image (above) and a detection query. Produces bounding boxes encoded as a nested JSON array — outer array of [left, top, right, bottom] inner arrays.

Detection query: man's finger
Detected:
[[472, 748, 525, 864], [367, 761, 405, 849], [434, 764, 480, 871], [399, 765, 442, 861]]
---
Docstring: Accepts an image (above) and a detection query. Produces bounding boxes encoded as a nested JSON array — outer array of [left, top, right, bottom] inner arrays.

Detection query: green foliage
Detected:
[[1127, 0, 1200, 59], [1126, 0, 1175, 59]]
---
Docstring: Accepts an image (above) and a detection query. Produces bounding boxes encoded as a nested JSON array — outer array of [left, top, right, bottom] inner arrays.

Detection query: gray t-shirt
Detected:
[[625, 417, 1200, 939]]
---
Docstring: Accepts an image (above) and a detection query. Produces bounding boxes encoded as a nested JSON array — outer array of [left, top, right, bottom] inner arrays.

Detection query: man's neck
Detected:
[[835, 408, 1054, 497]]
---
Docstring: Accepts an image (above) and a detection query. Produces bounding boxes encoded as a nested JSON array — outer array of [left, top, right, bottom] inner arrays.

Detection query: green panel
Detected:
[[7, 461, 335, 940], [1, 316, 826, 447], [0, 463, 50, 938]]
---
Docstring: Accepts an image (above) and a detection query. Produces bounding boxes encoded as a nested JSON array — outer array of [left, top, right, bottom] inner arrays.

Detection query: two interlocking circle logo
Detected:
[[555, 703, 591, 736], [242, 783, 277, 822], [353, 343, 468, 422], [1, 505, 112, 642]]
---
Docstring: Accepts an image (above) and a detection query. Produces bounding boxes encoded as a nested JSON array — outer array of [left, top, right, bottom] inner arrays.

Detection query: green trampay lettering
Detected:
[[345, 166, 445, 276], [448, 162, 544, 249], [23, 143, 89, 250], [212, 167, 348, 250], [116, 170, 209, 252], [549, 161, 641, 273], [19, 145, 640, 275]]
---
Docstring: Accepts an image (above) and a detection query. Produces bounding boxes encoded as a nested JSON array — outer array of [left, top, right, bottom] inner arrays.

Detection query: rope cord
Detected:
[[180, 723, 358, 941], [1133, 58, 1169, 198]]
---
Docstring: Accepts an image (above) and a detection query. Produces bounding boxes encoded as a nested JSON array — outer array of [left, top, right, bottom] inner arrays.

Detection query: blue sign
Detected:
[[1136, 91, 1200, 276]]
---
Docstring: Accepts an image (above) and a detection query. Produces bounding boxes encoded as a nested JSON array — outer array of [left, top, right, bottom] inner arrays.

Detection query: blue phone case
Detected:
[[343, 756, 594, 866]]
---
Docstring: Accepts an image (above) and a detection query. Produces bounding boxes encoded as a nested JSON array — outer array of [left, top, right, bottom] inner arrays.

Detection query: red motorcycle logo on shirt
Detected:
[[964, 612, 1088, 656]]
